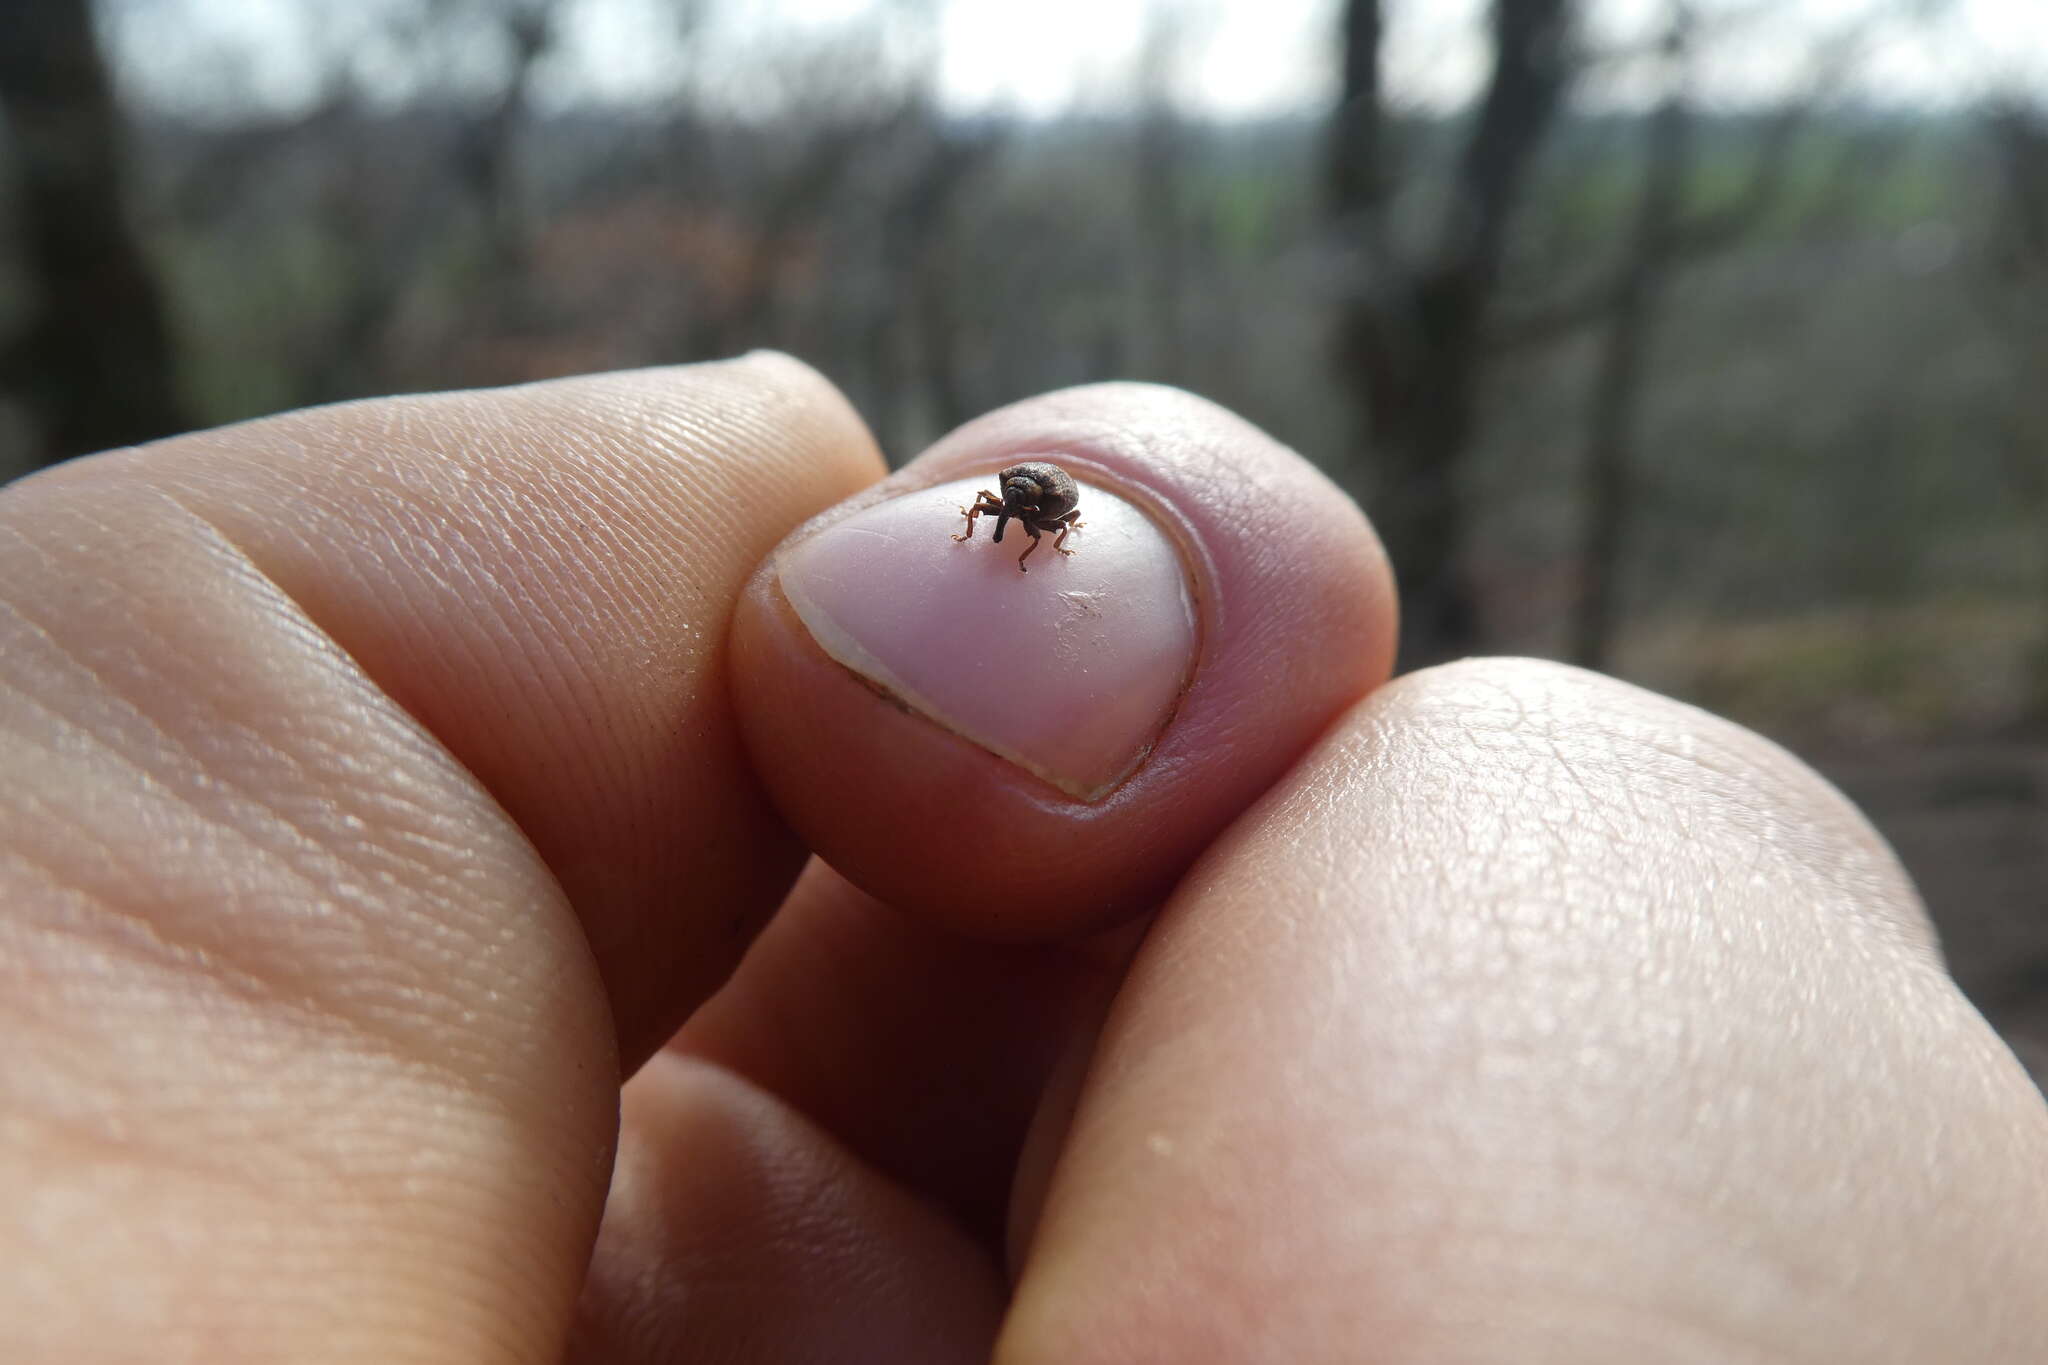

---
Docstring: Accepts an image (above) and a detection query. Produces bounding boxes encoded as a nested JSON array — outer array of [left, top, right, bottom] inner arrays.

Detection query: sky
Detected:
[[105, 0, 2048, 120]]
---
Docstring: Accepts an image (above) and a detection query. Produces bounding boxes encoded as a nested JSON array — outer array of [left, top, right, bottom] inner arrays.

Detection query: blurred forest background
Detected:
[[2, 0, 2045, 1074]]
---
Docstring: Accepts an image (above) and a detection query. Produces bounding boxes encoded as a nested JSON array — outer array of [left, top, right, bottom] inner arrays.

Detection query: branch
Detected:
[[1671, 7, 1888, 246], [1492, 103, 1805, 354], [1326, 0, 1386, 228], [1490, 6, 1887, 354], [1429, 0, 1575, 284]]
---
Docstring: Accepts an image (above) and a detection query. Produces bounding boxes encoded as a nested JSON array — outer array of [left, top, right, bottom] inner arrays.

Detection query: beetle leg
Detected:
[[1015, 525, 1044, 571], [953, 490, 1004, 541], [1036, 510, 1082, 556]]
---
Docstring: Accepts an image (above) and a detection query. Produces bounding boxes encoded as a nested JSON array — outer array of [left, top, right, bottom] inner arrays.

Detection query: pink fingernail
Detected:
[[775, 472, 1196, 801]]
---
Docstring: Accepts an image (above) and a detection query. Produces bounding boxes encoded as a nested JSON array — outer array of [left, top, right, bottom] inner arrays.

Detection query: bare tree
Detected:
[[1134, 9, 1189, 384], [1327, 0, 1386, 245], [1982, 101, 2048, 724], [284, 0, 562, 402], [853, 0, 1000, 453], [871, 114, 999, 450], [1330, 0, 1577, 667], [448, 0, 560, 279], [0, 0, 188, 467], [294, 104, 460, 402], [1570, 6, 1697, 672], [1556, 4, 1894, 669]]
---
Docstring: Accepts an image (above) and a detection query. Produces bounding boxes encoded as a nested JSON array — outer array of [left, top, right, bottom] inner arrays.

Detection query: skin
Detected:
[[2, 355, 2044, 1364]]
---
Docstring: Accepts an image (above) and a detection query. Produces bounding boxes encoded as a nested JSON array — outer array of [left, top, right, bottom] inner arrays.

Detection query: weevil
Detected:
[[952, 461, 1084, 572]]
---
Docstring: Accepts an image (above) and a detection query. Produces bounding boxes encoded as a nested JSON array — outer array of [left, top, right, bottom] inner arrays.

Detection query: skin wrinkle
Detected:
[[14, 1042, 561, 1339], [4, 863, 335, 1063], [0, 501, 588, 1112], [325, 507, 568, 743], [186, 445, 600, 843], [248, 382, 806, 841], [1447, 671, 2005, 1328], [1624, 715, 1932, 957], [4, 832, 554, 1144], [185, 416, 608, 728], [3, 677, 533, 1085], [11, 1100, 294, 1211], [522, 455, 732, 801], [11, 962, 479, 1196], [0, 628, 396, 963], [1423, 663, 1935, 964]]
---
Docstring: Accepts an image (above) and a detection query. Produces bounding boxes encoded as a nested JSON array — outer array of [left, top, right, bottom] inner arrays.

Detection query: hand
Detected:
[[3, 355, 2042, 1363]]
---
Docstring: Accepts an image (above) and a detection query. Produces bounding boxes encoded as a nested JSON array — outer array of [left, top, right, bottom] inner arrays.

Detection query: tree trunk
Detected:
[[1331, 0, 1575, 668], [1572, 13, 1693, 672], [1328, 0, 1387, 495], [1983, 106, 2048, 727], [1327, 0, 1384, 234], [871, 118, 988, 453], [1135, 17, 1187, 385], [0, 0, 188, 467], [452, 0, 557, 281]]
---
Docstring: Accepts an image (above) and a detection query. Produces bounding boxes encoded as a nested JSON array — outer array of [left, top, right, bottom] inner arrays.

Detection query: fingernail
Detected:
[[776, 472, 1196, 801]]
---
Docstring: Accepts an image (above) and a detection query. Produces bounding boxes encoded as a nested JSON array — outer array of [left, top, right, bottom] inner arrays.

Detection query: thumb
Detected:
[[728, 381, 1399, 939]]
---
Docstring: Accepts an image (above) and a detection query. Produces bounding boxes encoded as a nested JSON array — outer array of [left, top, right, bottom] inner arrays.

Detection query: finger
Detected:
[[27, 353, 883, 1067], [731, 382, 1398, 938], [567, 1053, 1004, 1365], [0, 357, 880, 1360], [678, 859, 1130, 1241], [1000, 660, 2048, 1363]]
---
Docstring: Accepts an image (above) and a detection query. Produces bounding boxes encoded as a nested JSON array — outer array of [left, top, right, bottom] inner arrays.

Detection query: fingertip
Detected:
[[730, 383, 1397, 939]]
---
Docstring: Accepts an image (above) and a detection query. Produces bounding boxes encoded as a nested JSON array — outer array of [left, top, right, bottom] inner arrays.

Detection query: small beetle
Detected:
[[952, 461, 1084, 572]]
